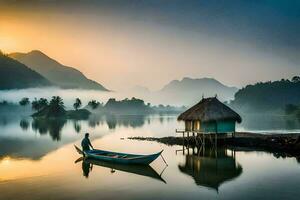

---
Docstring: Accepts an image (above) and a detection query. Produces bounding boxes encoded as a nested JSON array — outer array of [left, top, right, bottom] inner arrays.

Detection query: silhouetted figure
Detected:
[[81, 133, 94, 151], [82, 161, 93, 178]]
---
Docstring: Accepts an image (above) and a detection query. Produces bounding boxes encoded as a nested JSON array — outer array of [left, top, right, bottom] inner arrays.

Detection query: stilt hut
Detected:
[[177, 97, 242, 145]]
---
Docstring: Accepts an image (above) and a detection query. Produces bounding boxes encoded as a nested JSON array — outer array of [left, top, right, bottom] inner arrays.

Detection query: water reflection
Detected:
[[32, 118, 67, 141], [19, 119, 29, 131], [178, 146, 242, 191], [73, 121, 82, 133], [77, 158, 166, 183], [239, 114, 300, 132], [105, 114, 146, 129], [86, 114, 149, 129], [14, 114, 153, 137]]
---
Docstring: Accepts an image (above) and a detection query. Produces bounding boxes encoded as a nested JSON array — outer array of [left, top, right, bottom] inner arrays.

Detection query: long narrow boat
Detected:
[[74, 145, 163, 165]]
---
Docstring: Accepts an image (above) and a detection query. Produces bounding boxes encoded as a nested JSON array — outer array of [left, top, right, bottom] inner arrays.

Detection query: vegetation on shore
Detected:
[[85, 97, 185, 114], [231, 76, 300, 113], [1, 96, 184, 120], [31, 96, 91, 119]]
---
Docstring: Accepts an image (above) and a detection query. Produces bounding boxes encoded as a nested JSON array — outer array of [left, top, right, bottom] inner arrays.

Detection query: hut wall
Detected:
[[193, 121, 201, 131], [185, 121, 192, 131], [217, 120, 236, 133], [184, 120, 201, 131], [201, 120, 236, 133]]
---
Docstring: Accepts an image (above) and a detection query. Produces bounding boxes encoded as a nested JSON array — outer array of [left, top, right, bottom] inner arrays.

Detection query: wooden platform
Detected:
[[175, 129, 235, 147]]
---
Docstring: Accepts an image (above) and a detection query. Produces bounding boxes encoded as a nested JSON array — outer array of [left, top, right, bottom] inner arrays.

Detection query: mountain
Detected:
[[154, 77, 238, 106], [9, 50, 109, 91], [0, 52, 51, 90], [230, 77, 300, 113]]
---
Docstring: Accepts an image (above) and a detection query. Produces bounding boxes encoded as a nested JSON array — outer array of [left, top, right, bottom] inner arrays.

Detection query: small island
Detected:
[[31, 96, 91, 120]]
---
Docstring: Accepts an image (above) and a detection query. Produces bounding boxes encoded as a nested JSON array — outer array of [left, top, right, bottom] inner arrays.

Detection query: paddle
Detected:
[[74, 157, 84, 163], [74, 145, 84, 155]]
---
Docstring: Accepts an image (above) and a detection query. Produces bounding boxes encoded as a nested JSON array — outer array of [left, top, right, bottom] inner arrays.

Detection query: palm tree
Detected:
[[19, 97, 30, 107], [73, 98, 82, 110], [31, 98, 39, 111], [50, 96, 64, 108], [32, 98, 49, 112], [48, 96, 65, 117], [38, 98, 48, 110]]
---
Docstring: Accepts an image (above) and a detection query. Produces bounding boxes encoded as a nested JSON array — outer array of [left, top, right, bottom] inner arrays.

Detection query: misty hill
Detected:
[[9, 50, 109, 91], [231, 77, 300, 113], [0, 53, 51, 90], [154, 77, 238, 106], [104, 97, 153, 115]]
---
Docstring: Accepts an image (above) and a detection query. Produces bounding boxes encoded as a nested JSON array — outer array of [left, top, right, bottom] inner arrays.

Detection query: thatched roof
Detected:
[[178, 97, 242, 123]]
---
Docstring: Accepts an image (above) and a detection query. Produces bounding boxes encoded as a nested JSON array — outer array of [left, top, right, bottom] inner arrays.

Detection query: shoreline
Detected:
[[128, 132, 300, 159]]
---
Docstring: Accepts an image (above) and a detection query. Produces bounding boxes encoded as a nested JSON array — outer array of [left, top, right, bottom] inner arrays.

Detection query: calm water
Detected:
[[0, 114, 300, 200]]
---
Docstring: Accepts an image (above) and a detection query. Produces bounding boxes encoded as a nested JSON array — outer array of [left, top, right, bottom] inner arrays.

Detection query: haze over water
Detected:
[[0, 115, 300, 200]]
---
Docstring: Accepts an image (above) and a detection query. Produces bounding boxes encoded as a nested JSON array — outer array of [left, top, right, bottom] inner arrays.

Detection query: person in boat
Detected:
[[81, 133, 94, 151]]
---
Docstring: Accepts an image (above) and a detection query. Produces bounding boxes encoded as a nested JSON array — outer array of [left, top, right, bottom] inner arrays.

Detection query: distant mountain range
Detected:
[[0, 53, 51, 90], [156, 77, 238, 105], [9, 50, 109, 91], [128, 77, 238, 106]]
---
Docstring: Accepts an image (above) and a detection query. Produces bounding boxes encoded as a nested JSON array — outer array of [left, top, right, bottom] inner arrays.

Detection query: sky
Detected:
[[0, 0, 299, 91]]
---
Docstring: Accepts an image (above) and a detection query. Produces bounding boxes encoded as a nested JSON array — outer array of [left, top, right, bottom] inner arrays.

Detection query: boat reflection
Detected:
[[178, 146, 242, 191], [76, 158, 167, 183]]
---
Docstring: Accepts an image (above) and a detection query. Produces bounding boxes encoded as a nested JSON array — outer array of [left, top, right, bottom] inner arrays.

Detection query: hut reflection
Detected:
[[178, 146, 242, 191]]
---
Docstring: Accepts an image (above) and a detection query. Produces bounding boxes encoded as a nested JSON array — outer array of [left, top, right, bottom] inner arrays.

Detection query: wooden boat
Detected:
[[81, 158, 167, 183], [74, 145, 163, 165]]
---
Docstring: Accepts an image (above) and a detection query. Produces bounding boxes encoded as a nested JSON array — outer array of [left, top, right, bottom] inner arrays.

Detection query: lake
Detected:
[[0, 114, 300, 200]]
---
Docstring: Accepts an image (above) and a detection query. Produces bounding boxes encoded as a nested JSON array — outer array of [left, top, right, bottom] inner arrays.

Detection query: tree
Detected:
[[32, 98, 48, 111], [31, 96, 65, 118], [88, 100, 100, 109], [38, 98, 49, 109], [73, 98, 82, 110], [50, 96, 64, 108], [31, 98, 39, 111], [40, 96, 66, 117], [19, 97, 30, 107]]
